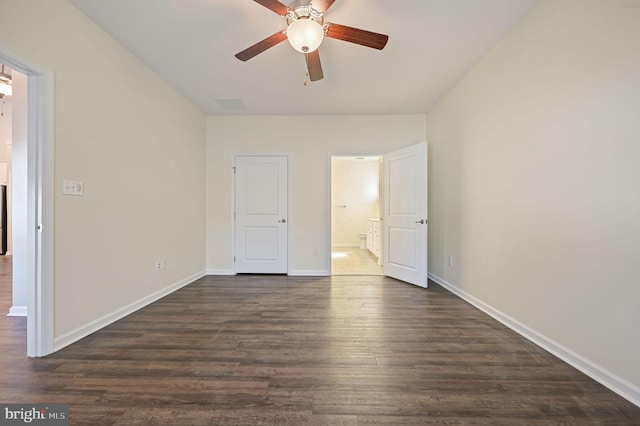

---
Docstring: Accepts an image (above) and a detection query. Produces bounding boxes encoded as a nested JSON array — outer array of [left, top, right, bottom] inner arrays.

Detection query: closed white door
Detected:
[[234, 156, 288, 274], [383, 142, 428, 287]]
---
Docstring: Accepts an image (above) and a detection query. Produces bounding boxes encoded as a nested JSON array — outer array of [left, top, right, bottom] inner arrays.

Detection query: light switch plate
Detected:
[[62, 179, 84, 196]]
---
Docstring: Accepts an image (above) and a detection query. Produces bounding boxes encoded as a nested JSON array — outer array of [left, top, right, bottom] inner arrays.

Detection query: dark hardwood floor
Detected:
[[1, 256, 639, 425]]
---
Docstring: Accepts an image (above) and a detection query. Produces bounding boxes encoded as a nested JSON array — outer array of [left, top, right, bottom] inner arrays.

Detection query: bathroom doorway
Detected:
[[331, 156, 383, 275]]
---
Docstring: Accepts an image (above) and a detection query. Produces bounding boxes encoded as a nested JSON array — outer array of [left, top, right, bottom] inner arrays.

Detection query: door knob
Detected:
[[278, 218, 287, 223], [415, 219, 426, 224]]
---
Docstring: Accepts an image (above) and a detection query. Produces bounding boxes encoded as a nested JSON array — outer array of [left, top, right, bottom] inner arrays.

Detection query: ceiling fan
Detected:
[[235, 0, 389, 83]]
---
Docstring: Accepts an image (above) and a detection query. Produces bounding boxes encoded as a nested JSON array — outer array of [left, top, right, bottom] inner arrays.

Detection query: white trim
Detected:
[[206, 269, 236, 276], [428, 272, 640, 408], [207, 269, 331, 277], [0, 46, 55, 357], [230, 153, 236, 274], [331, 243, 360, 248], [327, 154, 333, 275], [54, 271, 205, 352], [8, 306, 28, 317], [289, 269, 330, 276], [31, 71, 55, 357]]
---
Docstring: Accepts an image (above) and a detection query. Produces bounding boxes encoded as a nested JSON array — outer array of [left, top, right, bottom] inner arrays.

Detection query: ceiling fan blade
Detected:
[[235, 31, 287, 61], [311, 0, 336, 13], [325, 23, 389, 50], [253, 0, 289, 15], [305, 50, 324, 81]]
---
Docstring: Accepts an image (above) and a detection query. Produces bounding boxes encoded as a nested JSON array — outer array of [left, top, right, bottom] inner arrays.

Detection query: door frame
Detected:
[[231, 154, 291, 275], [0, 47, 55, 357]]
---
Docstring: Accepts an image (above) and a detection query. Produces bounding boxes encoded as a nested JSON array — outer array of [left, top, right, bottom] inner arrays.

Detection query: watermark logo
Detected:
[[1, 404, 68, 425]]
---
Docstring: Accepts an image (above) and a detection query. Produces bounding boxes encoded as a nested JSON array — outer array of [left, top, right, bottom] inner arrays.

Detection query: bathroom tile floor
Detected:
[[331, 247, 383, 275]]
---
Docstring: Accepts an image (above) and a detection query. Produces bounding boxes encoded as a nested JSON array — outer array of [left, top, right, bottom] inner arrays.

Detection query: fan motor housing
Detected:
[[287, 1, 324, 24]]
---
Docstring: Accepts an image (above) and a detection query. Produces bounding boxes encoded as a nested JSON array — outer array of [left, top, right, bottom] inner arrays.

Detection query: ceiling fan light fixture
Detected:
[[0, 81, 11, 97], [287, 18, 324, 53]]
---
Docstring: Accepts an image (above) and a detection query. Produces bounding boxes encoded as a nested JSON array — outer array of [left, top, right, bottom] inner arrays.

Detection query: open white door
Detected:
[[234, 156, 288, 274], [383, 142, 428, 288]]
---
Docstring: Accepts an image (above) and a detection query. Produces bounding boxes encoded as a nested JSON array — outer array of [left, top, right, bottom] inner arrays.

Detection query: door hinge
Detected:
[[232, 166, 236, 173], [233, 256, 236, 263], [37, 224, 43, 232]]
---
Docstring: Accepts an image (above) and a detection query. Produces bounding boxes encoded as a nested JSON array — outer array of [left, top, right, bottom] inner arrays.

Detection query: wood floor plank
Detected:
[[1, 257, 639, 424]]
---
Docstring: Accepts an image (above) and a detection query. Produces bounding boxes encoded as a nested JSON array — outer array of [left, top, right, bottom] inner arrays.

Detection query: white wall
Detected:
[[0, 0, 206, 344], [331, 157, 380, 247], [206, 115, 426, 275], [427, 0, 640, 403]]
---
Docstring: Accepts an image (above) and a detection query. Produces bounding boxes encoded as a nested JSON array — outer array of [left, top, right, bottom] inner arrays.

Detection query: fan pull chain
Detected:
[[303, 53, 310, 86]]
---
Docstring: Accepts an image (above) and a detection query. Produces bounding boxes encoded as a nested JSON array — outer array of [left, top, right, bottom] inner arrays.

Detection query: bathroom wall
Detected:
[[331, 157, 380, 247]]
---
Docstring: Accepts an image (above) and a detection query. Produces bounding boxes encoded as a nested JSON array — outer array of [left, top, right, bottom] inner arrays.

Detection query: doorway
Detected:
[[0, 48, 54, 357], [331, 156, 383, 275], [0, 63, 14, 317], [330, 142, 429, 286]]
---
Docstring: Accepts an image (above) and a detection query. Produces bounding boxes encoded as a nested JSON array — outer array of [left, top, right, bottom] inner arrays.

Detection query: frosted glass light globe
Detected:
[[287, 19, 324, 53], [0, 81, 11, 97]]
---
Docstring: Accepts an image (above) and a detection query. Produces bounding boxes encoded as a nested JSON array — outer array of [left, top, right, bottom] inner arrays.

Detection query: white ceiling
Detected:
[[69, 0, 538, 116]]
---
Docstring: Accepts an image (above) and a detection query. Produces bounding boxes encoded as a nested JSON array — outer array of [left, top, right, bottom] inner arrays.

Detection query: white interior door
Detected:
[[234, 156, 288, 274], [383, 142, 428, 287]]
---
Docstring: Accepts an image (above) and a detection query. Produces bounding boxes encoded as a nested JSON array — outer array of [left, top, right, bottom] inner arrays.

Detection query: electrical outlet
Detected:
[[448, 256, 454, 267], [155, 259, 164, 272]]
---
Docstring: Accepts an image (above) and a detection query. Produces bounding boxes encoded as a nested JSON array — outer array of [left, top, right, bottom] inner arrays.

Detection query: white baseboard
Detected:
[[54, 270, 206, 352], [428, 272, 640, 408], [206, 269, 236, 276], [289, 269, 330, 276], [7, 305, 27, 317], [206, 269, 330, 277]]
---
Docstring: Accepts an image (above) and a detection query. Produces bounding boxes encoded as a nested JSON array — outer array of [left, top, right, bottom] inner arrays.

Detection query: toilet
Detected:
[[358, 233, 367, 249]]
